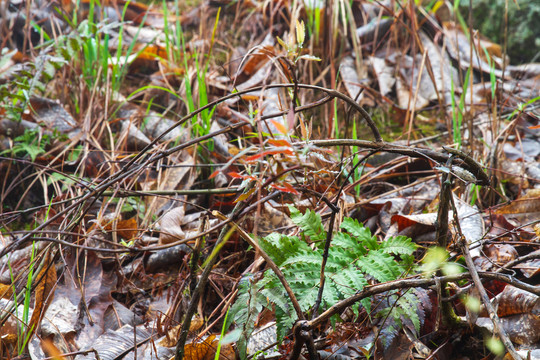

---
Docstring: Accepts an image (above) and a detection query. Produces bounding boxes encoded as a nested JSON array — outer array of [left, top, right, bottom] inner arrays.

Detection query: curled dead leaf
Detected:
[[159, 207, 186, 245]]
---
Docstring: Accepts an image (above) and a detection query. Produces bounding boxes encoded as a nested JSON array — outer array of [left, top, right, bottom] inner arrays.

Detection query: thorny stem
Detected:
[[5, 84, 488, 261], [312, 151, 374, 318], [173, 190, 281, 359], [124, 83, 382, 170], [310, 140, 488, 186], [285, 271, 538, 360], [3, 81, 494, 360], [312, 208, 337, 318]]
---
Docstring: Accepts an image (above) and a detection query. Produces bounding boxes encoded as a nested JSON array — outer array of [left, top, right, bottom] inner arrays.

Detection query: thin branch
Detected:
[[450, 196, 521, 360], [308, 272, 540, 329], [308, 139, 489, 185], [212, 211, 305, 321], [174, 190, 250, 360]]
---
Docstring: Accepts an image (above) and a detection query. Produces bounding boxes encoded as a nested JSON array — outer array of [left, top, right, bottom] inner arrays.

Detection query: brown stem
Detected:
[[449, 196, 521, 359]]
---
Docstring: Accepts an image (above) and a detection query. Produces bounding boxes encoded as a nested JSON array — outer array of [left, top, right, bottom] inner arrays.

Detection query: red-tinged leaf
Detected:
[[228, 171, 245, 179], [270, 119, 288, 134], [281, 182, 300, 195], [229, 171, 258, 181], [209, 170, 220, 179], [245, 148, 294, 162], [244, 153, 264, 162], [268, 139, 292, 147], [213, 200, 236, 207], [529, 124, 540, 129], [271, 183, 300, 195]]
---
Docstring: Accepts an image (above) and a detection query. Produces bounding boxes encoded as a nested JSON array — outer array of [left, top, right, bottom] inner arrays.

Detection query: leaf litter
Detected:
[[0, 0, 539, 359]]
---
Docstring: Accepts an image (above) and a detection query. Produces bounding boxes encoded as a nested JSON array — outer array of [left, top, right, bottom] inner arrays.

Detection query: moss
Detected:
[[460, 0, 540, 64]]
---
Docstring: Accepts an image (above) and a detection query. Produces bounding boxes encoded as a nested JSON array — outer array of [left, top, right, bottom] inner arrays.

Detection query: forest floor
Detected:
[[0, 0, 539, 359]]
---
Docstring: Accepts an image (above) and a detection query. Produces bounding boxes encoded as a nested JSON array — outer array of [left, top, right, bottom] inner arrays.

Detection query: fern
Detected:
[[288, 205, 327, 242], [228, 207, 420, 359], [374, 290, 423, 346], [226, 276, 268, 358], [380, 235, 417, 256], [357, 251, 402, 282]]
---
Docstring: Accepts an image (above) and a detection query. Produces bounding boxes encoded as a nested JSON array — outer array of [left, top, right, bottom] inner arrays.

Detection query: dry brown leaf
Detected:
[[0, 283, 13, 299], [41, 338, 66, 360], [103, 217, 138, 240], [28, 249, 57, 341], [159, 317, 204, 347], [240, 45, 275, 76], [491, 286, 540, 318], [495, 189, 540, 214], [183, 335, 216, 360], [159, 206, 186, 245], [483, 244, 518, 266], [182, 334, 234, 360], [513, 259, 540, 278]]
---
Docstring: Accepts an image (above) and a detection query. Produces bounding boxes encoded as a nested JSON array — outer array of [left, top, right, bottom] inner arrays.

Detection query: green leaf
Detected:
[[357, 251, 400, 282], [276, 36, 288, 50], [380, 236, 416, 256], [421, 246, 448, 277], [229, 212, 421, 346], [43, 61, 56, 81], [399, 292, 421, 333], [332, 232, 367, 257], [259, 233, 309, 266], [227, 276, 267, 360], [282, 251, 322, 268], [341, 218, 378, 250], [288, 205, 326, 242], [275, 304, 297, 341]]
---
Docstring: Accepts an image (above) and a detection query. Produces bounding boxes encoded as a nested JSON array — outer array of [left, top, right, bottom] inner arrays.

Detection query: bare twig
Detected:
[[309, 139, 489, 186], [450, 196, 521, 360], [308, 272, 540, 329], [174, 196, 247, 360], [211, 211, 304, 321]]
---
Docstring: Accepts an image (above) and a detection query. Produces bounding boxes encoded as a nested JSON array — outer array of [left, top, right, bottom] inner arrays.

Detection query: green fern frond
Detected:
[[356, 251, 402, 282], [260, 286, 290, 316], [259, 233, 309, 266], [275, 303, 297, 341], [332, 232, 367, 257], [398, 291, 422, 333], [227, 276, 268, 360], [282, 251, 322, 268], [329, 267, 368, 296], [288, 205, 326, 242], [380, 235, 417, 256], [229, 207, 420, 350], [340, 218, 378, 250]]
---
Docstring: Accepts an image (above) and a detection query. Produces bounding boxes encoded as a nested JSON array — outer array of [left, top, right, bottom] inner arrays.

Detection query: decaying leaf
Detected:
[[159, 206, 187, 245]]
